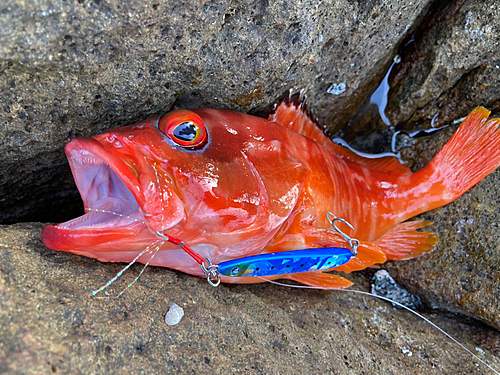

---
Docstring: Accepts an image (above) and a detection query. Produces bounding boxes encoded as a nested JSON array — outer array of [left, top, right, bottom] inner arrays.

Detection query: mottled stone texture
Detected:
[[388, 0, 500, 128], [386, 125, 500, 331], [2, 0, 500, 372], [346, 0, 500, 138], [0, 0, 429, 222], [1, 224, 499, 374]]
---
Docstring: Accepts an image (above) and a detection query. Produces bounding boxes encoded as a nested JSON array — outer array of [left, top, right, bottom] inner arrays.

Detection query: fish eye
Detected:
[[157, 110, 208, 149], [173, 122, 198, 142], [230, 266, 241, 276]]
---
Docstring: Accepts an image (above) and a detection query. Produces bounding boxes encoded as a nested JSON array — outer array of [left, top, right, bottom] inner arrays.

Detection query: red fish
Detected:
[[42, 94, 500, 289]]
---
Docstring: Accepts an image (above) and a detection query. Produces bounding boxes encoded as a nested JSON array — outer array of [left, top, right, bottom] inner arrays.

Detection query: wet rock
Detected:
[[344, 0, 500, 142], [385, 123, 500, 331], [1, 0, 500, 371], [1, 223, 499, 374], [0, 0, 430, 222], [371, 270, 423, 310], [325, 0, 500, 332], [387, 0, 500, 130]]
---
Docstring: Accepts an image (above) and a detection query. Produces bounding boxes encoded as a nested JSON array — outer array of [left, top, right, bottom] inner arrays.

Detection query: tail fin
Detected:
[[404, 107, 500, 216], [431, 107, 500, 196]]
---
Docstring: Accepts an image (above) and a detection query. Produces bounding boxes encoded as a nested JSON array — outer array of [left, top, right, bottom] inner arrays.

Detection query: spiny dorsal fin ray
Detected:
[[269, 90, 412, 176], [269, 89, 331, 148]]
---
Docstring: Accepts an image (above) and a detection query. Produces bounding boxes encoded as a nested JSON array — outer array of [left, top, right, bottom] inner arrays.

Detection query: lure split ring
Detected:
[[201, 258, 221, 287]]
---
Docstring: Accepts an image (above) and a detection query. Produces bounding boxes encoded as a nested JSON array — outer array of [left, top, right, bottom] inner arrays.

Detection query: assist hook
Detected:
[[326, 212, 359, 258]]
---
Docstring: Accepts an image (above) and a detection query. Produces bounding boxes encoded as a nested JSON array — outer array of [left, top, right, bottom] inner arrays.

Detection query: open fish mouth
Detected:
[[57, 138, 144, 230], [42, 134, 185, 251], [41, 136, 152, 251]]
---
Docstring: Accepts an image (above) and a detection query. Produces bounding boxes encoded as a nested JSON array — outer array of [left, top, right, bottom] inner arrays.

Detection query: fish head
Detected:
[[42, 108, 306, 266]]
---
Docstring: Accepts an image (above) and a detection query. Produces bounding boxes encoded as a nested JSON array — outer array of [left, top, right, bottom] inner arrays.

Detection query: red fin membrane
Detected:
[[284, 271, 354, 289], [410, 107, 500, 213], [333, 242, 387, 273], [269, 91, 332, 147], [374, 220, 438, 260], [269, 90, 411, 175], [433, 107, 500, 195]]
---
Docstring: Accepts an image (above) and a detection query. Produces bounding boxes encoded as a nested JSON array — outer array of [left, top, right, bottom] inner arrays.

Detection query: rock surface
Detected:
[[346, 0, 500, 140], [388, 0, 500, 130], [0, 0, 430, 223], [2, 0, 500, 372], [1, 223, 499, 374]]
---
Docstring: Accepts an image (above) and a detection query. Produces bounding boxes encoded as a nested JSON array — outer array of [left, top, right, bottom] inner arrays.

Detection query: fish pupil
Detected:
[[173, 122, 198, 142]]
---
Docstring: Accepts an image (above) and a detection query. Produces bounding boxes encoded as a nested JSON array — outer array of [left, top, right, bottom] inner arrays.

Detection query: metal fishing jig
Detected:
[[157, 212, 360, 287], [217, 247, 353, 278]]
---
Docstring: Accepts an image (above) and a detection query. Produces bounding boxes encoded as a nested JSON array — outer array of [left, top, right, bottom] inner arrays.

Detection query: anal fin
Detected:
[[284, 272, 353, 289], [373, 220, 438, 260], [333, 242, 387, 273]]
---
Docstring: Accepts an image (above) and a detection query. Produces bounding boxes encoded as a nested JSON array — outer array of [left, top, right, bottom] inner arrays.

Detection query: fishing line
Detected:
[[92, 240, 164, 299], [258, 277, 499, 375]]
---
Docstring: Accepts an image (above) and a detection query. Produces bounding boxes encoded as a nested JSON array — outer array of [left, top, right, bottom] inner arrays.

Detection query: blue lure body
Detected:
[[218, 247, 353, 277]]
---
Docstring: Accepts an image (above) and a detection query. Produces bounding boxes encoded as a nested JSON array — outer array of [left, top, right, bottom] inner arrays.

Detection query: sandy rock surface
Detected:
[[1, 223, 499, 374]]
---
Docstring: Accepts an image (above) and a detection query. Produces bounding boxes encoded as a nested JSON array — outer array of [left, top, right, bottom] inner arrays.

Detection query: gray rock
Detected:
[[371, 270, 423, 310], [346, 0, 500, 141], [328, 0, 500, 332], [0, 0, 430, 222], [1, 223, 499, 374], [2, 0, 500, 371], [387, 0, 500, 130]]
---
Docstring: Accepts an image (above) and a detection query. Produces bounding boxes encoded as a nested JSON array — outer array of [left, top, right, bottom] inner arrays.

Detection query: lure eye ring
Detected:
[[157, 110, 208, 150], [230, 266, 241, 276]]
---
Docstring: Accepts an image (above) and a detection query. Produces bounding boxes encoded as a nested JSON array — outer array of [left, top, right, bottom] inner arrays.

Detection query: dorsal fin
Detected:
[[269, 90, 333, 148], [269, 90, 412, 176]]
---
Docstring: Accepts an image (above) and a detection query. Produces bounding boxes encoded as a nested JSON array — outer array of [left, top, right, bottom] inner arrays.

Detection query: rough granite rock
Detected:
[[2, 0, 500, 372], [1, 223, 500, 374], [388, 0, 500, 129], [0, 0, 430, 223]]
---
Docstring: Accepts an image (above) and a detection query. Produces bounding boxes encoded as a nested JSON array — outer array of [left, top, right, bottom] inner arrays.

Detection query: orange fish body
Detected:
[[42, 96, 500, 289]]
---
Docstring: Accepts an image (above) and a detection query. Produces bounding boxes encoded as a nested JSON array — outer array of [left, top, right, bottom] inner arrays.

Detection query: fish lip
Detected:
[[53, 137, 146, 231]]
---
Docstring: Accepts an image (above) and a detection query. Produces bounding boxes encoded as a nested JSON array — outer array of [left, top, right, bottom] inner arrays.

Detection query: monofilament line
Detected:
[[259, 277, 499, 375], [84, 207, 146, 224], [92, 240, 164, 299]]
